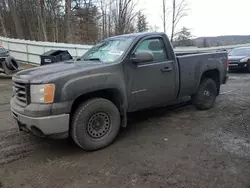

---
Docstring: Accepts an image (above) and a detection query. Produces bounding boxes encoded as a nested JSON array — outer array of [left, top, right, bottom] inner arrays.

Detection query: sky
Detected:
[[139, 0, 250, 37]]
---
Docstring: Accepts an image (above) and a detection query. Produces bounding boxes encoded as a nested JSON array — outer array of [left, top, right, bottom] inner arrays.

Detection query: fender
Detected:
[[60, 72, 128, 109], [196, 55, 224, 86]]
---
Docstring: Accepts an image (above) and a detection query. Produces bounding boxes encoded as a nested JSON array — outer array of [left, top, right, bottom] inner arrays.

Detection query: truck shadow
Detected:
[[118, 101, 193, 141]]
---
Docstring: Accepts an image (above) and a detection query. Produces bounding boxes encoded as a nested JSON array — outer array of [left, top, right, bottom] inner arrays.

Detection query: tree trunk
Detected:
[[8, 0, 23, 38], [0, 14, 7, 37], [163, 0, 166, 33], [40, 0, 48, 41], [171, 0, 176, 43], [65, 0, 72, 43]]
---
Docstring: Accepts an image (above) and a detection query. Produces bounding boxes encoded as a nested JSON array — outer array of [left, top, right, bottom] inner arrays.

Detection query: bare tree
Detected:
[[0, 0, 139, 44], [0, 14, 7, 37], [162, 0, 167, 33], [38, 0, 48, 41], [170, 0, 188, 43], [115, 0, 138, 35], [8, 0, 24, 38], [65, 0, 73, 42], [98, 0, 108, 39], [0, 0, 7, 36]]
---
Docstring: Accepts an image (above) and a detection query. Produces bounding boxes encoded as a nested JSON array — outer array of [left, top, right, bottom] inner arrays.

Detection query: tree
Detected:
[[0, 0, 139, 44], [149, 25, 160, 32], [162, 0, 168, 33], [38, 0, 47, 41], [115, 0, 139, 35], [65, 0, 72, 43], [202, 38, 209, 47], [174, 27, 193, 46], [170, 0, 189, 43], [136, 11, 148, 32], [8, 0, 23, 38]]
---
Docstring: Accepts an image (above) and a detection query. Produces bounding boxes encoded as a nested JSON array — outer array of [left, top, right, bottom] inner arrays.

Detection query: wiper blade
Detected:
[[84, 58, 102, 62]]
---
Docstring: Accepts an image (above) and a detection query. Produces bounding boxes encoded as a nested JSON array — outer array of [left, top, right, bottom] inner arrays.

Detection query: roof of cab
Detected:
[[107, 32, 165, 40]]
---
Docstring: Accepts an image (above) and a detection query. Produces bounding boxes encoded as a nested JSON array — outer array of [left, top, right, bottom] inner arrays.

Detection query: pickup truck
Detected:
[[11, 32, 229, 151]]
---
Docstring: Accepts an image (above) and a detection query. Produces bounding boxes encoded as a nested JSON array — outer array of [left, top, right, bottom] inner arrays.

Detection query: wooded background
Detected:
[[0, 0, 150, 44], [1, 0, 246, 47]]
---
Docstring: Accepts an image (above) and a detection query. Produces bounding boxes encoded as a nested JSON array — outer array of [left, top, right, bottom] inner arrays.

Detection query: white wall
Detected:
[[1, 36, 250, 65]]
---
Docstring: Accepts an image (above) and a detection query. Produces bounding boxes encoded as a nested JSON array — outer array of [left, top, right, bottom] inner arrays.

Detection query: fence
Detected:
[[1, 36, 250, 65], [0, 37, 93, 65]]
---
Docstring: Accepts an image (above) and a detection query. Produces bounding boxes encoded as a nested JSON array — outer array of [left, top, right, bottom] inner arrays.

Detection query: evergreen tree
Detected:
[[175, 27, 194, 46], [137, 11, 148, 32]]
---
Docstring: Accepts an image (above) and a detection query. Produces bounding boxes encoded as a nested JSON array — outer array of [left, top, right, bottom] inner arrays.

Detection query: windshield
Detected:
[[229, 48, 250, 56], [79, 37, 135, 63]]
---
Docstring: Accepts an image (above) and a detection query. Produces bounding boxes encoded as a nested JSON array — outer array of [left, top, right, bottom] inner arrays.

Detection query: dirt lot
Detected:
[[0, 72, 249, 188]]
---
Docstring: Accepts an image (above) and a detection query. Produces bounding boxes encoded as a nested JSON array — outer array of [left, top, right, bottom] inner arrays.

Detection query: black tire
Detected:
[[5, 56, 19, 71], [71, 98, 120, 151], [192, 78, 217, 110]]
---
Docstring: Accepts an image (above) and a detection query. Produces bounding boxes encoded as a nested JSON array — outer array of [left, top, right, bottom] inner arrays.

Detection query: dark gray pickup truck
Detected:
[[11, 32, 229, 150]]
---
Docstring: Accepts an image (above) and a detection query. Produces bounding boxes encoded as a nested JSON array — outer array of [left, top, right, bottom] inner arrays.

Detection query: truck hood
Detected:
[[228, 55, 248, 61], [14, 61, 108, 83]]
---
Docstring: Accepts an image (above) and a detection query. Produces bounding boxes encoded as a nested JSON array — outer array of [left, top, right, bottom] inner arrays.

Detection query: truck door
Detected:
[[126, 37, 177, 111]]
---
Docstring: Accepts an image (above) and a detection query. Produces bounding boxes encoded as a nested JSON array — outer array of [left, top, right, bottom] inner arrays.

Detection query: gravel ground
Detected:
[[0, 72, 249, 188]]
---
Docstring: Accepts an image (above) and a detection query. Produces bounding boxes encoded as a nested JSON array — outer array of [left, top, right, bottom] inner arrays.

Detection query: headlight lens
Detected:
[[30, 84, 55, 103], [240, 58, 248, 63]]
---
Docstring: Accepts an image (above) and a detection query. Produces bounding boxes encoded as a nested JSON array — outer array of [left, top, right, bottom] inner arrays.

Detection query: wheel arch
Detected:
[[200, 69, 220, 95], [70, 88, 127, 127]]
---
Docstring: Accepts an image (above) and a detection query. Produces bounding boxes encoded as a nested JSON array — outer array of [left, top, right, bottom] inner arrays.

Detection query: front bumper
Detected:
[[10, 98, 70, 138], [229, 62, 248, 70], [12, 109, 69, 137]]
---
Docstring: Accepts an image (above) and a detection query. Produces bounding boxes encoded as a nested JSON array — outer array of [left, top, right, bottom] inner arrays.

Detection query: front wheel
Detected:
[[71, 98, 121, 151], [192, 78, 217, 110]]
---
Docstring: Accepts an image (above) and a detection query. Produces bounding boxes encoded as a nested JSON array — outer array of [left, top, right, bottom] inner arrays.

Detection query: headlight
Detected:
[[240, 58, 248, 63], [30, 84, 55, 103]]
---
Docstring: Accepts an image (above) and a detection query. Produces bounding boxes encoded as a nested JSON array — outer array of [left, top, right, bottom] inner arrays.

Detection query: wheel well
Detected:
[[201, 69, 220, 91], [70, 89, 124, 117]]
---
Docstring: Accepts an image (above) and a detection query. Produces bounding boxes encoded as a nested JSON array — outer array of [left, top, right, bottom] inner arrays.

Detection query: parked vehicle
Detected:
[[228, 47, 250, 71], [0, 46, 9, 63], [10, 32, 229, 151]]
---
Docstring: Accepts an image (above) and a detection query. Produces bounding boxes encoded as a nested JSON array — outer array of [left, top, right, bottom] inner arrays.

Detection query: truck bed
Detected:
[[175, 51, 206, 56], [176, 52, 228, 97]]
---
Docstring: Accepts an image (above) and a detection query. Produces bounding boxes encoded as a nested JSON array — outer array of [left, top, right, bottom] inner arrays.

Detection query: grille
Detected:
[[229, 60, 238, 64], [13, 82, 29, 107]]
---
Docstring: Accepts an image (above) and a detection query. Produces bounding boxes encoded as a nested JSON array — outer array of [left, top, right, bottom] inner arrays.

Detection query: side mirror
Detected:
[[131, 51, 154, 64]]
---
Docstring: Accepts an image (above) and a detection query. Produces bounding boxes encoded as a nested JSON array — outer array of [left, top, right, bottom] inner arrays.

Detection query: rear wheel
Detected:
[[71, 98, 120, 151], [192, 78, 217, 110]]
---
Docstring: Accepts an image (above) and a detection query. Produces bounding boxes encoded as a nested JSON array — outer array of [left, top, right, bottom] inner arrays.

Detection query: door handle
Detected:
[[161, 67, 172, 72]]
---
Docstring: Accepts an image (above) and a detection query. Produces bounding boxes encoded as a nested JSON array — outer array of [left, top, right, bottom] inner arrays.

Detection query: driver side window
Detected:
[[135, 38, 167, 61]]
